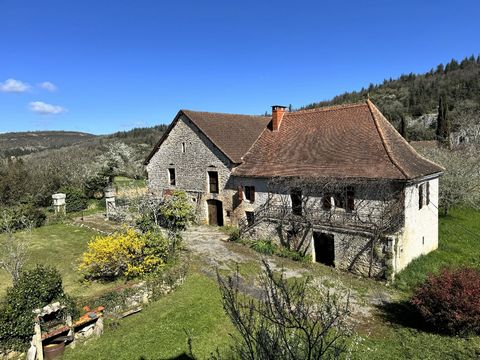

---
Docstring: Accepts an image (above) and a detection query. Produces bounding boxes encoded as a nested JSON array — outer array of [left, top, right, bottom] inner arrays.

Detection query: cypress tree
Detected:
[[400, 115, 408, 140], [436, 94, 451, 147]]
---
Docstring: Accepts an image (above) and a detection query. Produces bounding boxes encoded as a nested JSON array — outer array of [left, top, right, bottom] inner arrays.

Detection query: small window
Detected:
[[322, 195, 332, 210], [291, 188, 302, 216], [334, 192, 345, 209], [419, 183, 424, 209], [168, 168, 176, 186], [346, 186, 355, 212], [182, 142, 186, 153], [208, 171, 219, 193], [426, 182, 430, 205], [244, 186, 255, 202], [245, 211, 255, 226]]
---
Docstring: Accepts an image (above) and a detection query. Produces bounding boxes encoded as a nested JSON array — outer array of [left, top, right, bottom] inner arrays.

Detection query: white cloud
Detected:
[[0, 78, 31, 93], [38, 81, 58, 92], [29, 101, 66, 115]]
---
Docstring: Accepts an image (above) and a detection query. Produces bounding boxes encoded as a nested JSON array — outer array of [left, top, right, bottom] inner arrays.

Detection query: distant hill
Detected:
[[0, 131, 97, 157], [302, 55, 480, 141], [0, 124, 169, 159]]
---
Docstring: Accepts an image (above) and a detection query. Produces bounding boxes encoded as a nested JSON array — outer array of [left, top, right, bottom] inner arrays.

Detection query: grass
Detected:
[[63, 273, 234, 360], [0, 223, 123, 299], [114, 176, 147, 189], [356, 326, 480, 359], [394, 208, 480, 293], [2, 208, 479, 358]]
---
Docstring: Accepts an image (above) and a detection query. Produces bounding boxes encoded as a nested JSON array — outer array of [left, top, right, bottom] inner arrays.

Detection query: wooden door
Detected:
[[207, 200, 223, 226]]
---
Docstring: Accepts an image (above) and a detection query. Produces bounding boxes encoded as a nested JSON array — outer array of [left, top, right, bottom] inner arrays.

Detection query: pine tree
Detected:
[[436, 94, 451, 147]]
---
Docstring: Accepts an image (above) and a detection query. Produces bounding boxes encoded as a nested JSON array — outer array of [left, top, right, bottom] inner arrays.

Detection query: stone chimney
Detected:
[[271, 105, 287, 131]]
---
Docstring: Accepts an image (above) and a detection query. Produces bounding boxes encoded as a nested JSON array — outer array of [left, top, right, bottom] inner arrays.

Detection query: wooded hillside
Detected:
[[302, 56, 480, 137]]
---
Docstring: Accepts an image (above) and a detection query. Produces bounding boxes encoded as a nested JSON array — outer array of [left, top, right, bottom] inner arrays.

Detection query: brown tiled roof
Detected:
[[232, 100, 444, 180], [181, 110, 270, 163], [144, 110, 270, 165]]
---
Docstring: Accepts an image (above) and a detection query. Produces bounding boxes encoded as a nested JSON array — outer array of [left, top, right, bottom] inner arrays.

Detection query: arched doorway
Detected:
[[207, 199, 224, 226]]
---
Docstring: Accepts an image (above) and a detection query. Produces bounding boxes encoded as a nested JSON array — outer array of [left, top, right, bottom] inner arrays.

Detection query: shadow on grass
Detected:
[[139, 354, 195, 360], [376, 300, 430, 333]]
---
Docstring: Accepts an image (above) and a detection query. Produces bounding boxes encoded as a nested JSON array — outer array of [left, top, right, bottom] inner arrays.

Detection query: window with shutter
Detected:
[[426, 182, 430, 205], [419, 183, 424, 210]]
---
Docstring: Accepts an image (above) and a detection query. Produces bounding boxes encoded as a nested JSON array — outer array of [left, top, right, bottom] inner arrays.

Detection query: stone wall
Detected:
[[146, 115, 237, 225], [397, 177, 439, 272], [243, 218, 390, 278]]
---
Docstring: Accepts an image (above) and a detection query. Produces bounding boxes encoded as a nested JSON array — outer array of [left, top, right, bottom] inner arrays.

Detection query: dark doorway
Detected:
[[313, 232, 335, 266], [207, 199, 224, 226]]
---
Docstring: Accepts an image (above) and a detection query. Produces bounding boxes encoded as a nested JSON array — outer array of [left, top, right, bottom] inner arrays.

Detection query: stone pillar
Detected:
[[105, 187, 116, 219], [33, 322, 43, 360], [52, 193, 66, 215]]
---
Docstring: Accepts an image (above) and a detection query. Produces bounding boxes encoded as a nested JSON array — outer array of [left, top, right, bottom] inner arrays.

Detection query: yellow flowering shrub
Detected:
[[79, 228, 169, 279]]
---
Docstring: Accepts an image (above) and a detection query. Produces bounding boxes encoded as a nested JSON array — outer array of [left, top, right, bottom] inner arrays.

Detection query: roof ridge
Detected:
[[181, 109, 269, 119], [366, 99, 410, 179], [291, 102, 367, 115]]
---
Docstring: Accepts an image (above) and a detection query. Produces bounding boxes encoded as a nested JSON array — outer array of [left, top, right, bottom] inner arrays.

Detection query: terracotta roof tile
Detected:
[[233, 101, 443, 180], [181, 110, 270, 163]]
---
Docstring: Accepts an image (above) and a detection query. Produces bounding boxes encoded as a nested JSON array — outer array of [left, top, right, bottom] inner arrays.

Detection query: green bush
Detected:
[[84, 175, 109, 199], [0, 265, 77, 351], [276, 247, 305, 262], [220, 225, 241, 242], [250, 239, 277, 255], [0, 204, 46, 231], [59, 186, 88, 213]]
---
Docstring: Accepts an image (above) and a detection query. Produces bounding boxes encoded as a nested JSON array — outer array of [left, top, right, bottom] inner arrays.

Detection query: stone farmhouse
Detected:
[[145, 100, 444, 278]]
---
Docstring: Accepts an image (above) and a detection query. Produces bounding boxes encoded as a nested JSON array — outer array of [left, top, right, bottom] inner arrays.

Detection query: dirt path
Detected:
[[183, 225, 394, 323]]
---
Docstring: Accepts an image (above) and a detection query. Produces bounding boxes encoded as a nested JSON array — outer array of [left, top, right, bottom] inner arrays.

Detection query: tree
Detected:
[[416, 145, 480, 215], [158, 190, 195, 255], [215, 260, 352, 359], [0, 212, 31, 284], [436, 94, 451, 147], [399, 115, 408, 140]]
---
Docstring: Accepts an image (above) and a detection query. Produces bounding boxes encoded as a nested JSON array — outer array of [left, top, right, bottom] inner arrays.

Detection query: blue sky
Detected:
[[0, 0, 479, 134]]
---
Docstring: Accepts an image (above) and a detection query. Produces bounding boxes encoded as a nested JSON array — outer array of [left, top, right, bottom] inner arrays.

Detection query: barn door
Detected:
[[313, 232, 335, 266], [207, 199, 224, 226]]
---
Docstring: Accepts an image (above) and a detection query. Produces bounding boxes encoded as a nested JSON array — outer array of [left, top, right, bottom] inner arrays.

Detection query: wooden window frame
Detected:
[[208, 171, 219, 194]]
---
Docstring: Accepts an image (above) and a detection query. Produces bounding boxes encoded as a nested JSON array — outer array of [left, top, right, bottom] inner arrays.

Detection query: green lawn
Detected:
[[2, 209, 479, 359], [0, 223, 122, 299], [64, 274, 234, 360], [114, 176, 147, 190], [394, 208, 480, 292]]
